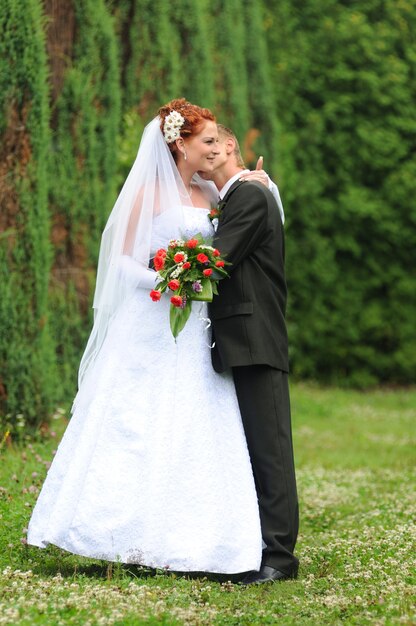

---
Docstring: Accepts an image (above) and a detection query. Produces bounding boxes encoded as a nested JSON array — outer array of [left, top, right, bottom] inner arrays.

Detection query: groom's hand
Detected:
[[239, 156, 269, 188]]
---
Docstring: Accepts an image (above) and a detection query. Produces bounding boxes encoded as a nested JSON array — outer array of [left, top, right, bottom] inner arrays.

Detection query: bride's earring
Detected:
[[183, 150, 187, 161]]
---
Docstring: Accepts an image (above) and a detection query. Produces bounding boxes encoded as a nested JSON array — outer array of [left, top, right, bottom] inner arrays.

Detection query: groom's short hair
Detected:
[[218, 124, 245, 168]]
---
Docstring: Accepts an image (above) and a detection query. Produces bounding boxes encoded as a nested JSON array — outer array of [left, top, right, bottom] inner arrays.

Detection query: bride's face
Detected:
[[183, 120, 219, 173]]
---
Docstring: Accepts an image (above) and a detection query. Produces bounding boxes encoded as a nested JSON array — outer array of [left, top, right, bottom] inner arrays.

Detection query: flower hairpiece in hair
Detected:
[[163, 110, 185, 143]]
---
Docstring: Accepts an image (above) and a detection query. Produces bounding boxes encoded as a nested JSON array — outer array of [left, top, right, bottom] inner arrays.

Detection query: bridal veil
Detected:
[[73, 117, 195, 412]]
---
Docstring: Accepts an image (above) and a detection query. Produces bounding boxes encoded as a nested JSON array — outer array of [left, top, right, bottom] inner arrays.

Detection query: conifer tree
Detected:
[[0, 0, 55, 431], [47, 0, 121, 400], [266, 0, 416, 384], [120, 0, 182, 116], [169, 0, 215, 108], [209, 0, 250, 142], [242, 0, 280, 170]]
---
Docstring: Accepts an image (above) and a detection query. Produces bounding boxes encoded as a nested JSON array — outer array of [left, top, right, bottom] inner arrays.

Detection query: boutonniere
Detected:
[[208, 200, 226, 223]]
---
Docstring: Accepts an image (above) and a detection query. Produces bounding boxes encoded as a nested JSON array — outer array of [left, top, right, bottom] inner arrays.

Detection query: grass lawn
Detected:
[[0, 383, 415, 625]]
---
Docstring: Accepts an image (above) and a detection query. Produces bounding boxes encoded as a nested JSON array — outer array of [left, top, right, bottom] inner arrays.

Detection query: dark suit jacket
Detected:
[[209, 179, 289, 373]]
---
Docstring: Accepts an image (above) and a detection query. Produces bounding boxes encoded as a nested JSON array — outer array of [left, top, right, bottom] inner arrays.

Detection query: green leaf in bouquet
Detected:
[[187, 270, 201, 281], [192, 278, 213, 302], [155, 280, 168, 293], [191, 232, 213, 246], [211, 268, 229, 280], [170, 299, 192, 338]]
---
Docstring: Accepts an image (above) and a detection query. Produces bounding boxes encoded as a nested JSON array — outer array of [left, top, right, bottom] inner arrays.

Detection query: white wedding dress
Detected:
[[28, 206, 263, 574]]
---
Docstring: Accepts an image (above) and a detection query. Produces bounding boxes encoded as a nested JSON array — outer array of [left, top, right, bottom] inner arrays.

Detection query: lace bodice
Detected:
[[150, 206, 213, 254], [181, 206, 213, 239]]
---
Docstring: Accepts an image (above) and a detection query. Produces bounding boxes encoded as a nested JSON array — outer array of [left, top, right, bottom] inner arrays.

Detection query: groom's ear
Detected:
[[225, 137, 236, 156]]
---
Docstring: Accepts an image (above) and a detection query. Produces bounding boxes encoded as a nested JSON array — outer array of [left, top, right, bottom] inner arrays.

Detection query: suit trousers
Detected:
[[232, 365, 299, 574]]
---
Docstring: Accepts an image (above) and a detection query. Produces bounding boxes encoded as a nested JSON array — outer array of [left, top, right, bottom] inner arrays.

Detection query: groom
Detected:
[[208, 125, 299, 584]]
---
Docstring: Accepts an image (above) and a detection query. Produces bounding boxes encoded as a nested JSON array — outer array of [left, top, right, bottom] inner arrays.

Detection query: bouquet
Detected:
[[149, 234, 229, 338]]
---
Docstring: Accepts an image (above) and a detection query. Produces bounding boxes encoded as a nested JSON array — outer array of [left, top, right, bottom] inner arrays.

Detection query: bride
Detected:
[[27, 98, 263, 574]]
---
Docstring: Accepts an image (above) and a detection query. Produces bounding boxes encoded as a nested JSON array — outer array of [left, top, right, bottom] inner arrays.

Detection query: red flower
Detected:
[[203, 268, 213, 277], [215, 260, 225, 268], [149, 290, 162, 302], [170, 295, 183, 307], [174, 252, 185, 263], [185, 238, 198, 249], [213, 249, 221, 257], [197, 253, 209, 263], [154, 256, 165, 271], [168, 279, 180, 291], [155, 248, 167, 258], [169, 241, 178, 249], [210, 208, 219, 218], [182, 262, 191, 270]]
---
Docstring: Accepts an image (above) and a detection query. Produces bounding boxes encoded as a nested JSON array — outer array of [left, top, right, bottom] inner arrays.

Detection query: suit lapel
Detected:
[[218, 180, 245, 224], [222, 179, 245, 205]]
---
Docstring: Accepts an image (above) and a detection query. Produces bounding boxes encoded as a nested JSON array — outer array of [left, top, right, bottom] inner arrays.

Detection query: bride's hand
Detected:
[[239, 156, 271, 188]]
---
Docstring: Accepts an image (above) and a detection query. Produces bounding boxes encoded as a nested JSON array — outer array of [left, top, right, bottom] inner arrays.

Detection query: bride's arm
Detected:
[[239, 157, 285, 224], [118, 255, 158, 289], [266, 179, 285, 224], [119, 188, 159, 290]]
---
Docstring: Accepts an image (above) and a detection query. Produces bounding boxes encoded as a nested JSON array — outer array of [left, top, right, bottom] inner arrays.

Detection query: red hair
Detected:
[[158, 98, 216, 159]]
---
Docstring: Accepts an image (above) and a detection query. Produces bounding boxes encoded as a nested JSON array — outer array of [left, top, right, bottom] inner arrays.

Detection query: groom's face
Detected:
[[213, 135, 229, 169]]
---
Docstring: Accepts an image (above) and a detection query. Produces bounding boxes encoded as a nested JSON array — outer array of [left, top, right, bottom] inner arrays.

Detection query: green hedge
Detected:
[[48, 0, 121, 402], [267, 0, 416, 385], [0, 0, 120, 434], [1, 0, 415, 435], [0, 0, 55, 432]]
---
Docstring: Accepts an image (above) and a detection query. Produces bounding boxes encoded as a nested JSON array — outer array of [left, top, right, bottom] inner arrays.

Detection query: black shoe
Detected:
[[240, 564, 298, 585]]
